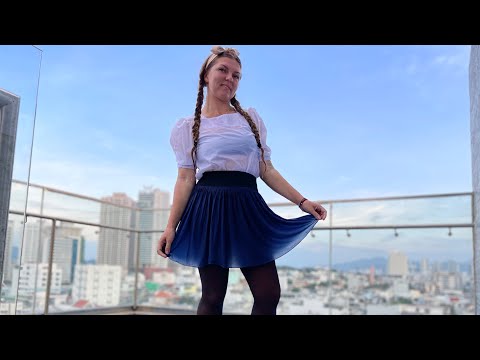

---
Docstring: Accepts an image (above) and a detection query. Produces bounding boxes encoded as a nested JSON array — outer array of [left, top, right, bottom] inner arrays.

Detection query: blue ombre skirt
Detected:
[[168, 171, 318, 268]]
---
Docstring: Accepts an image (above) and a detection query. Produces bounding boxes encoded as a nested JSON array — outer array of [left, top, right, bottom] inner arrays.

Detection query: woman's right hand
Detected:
[[157, 227, 176, 258]]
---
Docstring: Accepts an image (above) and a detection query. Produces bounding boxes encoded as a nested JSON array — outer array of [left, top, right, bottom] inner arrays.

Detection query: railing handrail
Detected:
[[8, 210, 474, 233], [11, 179, 142, 211], [269, 192, 474, 206], [11, 179, 473, 211], [8, 210, 138, 233]]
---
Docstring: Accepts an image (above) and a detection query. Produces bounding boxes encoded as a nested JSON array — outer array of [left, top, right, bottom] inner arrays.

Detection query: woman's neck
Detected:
[[202, 99, 235, 117]]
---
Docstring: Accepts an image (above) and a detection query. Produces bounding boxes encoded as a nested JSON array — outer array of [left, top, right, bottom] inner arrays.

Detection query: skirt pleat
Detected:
[[168, 171, 318, 268]]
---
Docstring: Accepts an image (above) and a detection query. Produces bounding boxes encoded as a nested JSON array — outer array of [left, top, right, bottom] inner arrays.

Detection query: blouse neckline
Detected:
[[201, 111, 238, 120]]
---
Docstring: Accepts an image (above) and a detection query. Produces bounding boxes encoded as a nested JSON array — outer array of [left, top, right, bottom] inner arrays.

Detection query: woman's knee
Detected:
[[201, 288, 227, 305], [252, 285, 281, 306]]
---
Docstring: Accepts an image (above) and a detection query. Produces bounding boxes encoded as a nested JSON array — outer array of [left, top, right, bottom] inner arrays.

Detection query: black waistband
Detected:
[[197, 171, 257, 190]]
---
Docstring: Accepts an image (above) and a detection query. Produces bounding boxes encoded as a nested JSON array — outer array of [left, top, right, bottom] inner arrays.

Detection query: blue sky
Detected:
[[2, 45, 474, 266], [1, 45, 472, 205]]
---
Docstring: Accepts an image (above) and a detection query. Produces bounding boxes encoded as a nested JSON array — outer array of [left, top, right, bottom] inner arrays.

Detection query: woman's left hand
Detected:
[[302, 200, 327, 221]]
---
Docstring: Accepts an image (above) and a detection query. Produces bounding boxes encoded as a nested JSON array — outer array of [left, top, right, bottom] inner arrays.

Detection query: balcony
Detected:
[[1, 180, 474, 315], [1, 44, 478, 315]]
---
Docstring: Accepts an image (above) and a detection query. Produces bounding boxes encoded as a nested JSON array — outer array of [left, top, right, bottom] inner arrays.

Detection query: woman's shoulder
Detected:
[[245, 107, 264, 124], [246, 107, 258, 116], [172, 114, 195, 129]]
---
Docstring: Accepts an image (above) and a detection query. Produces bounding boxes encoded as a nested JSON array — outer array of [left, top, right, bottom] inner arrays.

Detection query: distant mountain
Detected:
[[333, 257, 387, 273], [331, 258, 471, 274]]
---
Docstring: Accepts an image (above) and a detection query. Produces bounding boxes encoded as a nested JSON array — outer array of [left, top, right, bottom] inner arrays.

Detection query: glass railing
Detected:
[[1, 46, 44, 316], [2, 181, 474, 315]]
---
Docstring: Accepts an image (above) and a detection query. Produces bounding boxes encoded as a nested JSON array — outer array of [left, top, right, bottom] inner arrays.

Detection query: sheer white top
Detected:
[[170, 107, 272, 180]]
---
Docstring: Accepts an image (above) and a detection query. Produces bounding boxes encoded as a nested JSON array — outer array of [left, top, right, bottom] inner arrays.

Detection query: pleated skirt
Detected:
[[168, 171, 318, 268]]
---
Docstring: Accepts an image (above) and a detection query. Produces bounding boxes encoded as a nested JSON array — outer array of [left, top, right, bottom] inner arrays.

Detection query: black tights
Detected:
[[197, 261, 281, 315]]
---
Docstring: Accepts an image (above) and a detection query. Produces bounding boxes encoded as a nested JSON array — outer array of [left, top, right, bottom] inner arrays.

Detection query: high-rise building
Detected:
[[387, 250, 408, 277], [435, 272, 463, 291], [13, 263, 62, 297], [72, 264, 122, 307], [421, 258, 429, 275], [369, 265, 375, 285], [447, 260, 460, 273], [43, 223, 83, 284], [137, 187, 170, 269], [19, 219, 50, 266], [2, 220, 14, 283], [22, 221, 41, 263], [97, 193, 136, 272]]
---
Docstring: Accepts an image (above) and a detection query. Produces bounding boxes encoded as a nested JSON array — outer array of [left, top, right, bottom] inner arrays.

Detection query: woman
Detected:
[[157, 46, 327, 315]]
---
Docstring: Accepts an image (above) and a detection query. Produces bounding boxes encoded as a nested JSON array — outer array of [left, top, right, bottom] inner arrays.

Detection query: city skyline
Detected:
[[7, 180, 473, 268], [5, 216, 472, 270]]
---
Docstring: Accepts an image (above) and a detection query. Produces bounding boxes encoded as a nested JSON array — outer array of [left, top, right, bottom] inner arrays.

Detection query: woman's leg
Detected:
[[197, 265, 229, 315], [241, 261, 281, 315]]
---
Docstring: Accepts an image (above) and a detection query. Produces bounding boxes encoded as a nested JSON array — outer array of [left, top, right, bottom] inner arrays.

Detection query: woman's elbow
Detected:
[[177, 168, 196, 184], [260, 160, 274, 181]]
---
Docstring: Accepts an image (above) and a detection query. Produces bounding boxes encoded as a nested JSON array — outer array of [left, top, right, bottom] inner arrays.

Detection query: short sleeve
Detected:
[[247, 108, 272, 161], [170, 118, 195, 169]]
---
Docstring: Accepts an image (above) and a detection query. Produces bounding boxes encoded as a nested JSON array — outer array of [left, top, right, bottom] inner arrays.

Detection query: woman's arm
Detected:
[[260, 160, 327, 221], [157, 167, 196, 257]]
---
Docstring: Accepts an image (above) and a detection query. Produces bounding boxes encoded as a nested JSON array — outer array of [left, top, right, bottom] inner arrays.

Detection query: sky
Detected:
[[1, 45, 474, 266]]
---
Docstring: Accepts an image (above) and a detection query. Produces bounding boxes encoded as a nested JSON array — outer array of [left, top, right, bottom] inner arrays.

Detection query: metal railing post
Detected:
[[32, 187, 45, 313], [328, 202, 333, 315], [44, 219, 56, 315], [472, 192, 478, 315], [133, 231, 140, 310]]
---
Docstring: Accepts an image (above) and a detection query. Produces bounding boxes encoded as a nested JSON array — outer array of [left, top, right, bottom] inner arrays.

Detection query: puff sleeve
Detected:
[[170, 118, 195, 169], [247, 107, 272, 161]]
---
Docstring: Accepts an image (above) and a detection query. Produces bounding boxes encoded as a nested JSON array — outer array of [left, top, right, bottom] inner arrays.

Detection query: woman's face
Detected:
[[204, 57, 242, 102]]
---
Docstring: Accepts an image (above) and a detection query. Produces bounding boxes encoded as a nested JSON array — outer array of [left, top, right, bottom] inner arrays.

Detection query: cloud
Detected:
[[432, 47, 470, 70], [13, 155, 172, 202], [385, 46, 470, 86]]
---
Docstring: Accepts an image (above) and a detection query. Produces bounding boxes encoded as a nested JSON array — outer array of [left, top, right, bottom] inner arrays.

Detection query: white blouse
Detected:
[[170, 107, 272, 180]]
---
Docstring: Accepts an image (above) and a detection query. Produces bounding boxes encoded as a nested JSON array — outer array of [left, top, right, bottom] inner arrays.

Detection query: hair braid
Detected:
[[190, 59, 208, 170], [230, 97, 267, 170]]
